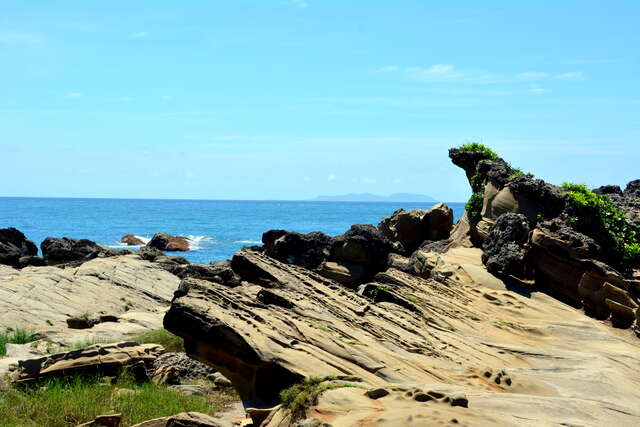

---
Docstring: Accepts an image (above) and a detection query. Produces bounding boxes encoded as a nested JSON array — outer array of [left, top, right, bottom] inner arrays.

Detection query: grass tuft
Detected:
[[0, 328, 39, 356], [132, 329, 184, 353], [458, 142, 498, 160], [279, 376, 365, 413]]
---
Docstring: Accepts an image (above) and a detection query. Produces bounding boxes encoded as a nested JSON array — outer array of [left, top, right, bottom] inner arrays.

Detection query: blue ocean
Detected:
[[0, 198, 465, 264]]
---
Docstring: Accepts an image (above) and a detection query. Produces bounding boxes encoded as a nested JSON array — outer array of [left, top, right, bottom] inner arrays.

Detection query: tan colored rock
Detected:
[[164, 247, 640, 426], [13, 341, 164, 384], [315, 260, 364, 285], [0, 254, 180, 330], [77, 413, 122, 427], [130, 412, 223, 427]]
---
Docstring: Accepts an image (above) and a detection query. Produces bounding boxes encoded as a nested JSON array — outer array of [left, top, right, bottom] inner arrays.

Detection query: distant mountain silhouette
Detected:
[[311, 193, 437, 202]]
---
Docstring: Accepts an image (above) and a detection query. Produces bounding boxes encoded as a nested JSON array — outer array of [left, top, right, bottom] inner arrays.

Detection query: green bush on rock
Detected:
[[280, 376, 364, 413], [0, 328, 39, 356], [458, 142, 499, 160], [465, 192, 484, 220], [562, 182, 640, 265]]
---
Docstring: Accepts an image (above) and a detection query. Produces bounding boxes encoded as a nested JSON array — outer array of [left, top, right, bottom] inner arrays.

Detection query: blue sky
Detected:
[[1, 1, 639, 201]]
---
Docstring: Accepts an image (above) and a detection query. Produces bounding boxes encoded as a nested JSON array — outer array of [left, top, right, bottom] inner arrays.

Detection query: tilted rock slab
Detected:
[[165, 248, 640, 425]]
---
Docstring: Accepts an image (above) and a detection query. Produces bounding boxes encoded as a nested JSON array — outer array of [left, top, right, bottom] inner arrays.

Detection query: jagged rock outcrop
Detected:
[[146, 233, 190, 252], [262, 230, 333, 269], [481, 213, 529, 277], [13, 341, 164, 384], [329, 224, 393, 279], [0, 227, 38, 267], [164, 260, 242, 287], [40, 237, 121, 264], [378, 203, 453, 254]]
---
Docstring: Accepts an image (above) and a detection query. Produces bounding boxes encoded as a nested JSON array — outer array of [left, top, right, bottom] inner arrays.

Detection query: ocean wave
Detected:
[[234, 240, 262, 245], [184, 235, 215, 250]]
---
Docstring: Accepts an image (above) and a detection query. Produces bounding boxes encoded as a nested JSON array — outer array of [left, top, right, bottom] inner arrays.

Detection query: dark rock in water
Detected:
[[262, 229, 332, 269], [624, 179, 640, 198], [121, 234, 146, 246], [146, 233, 190, 252], [482, 213, 530, 277], [0, 228, 38, 267], [593, 185, 623, 196], [18, 255, 46, 268], [330, 225, 393, 275], [378, 203, 453, 254], [41, 237, 118, 263]]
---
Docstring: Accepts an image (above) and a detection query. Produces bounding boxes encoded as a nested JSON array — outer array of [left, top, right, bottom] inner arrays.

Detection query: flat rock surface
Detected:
[[166, 248, 640, 426], [0, 254, 179, 330]]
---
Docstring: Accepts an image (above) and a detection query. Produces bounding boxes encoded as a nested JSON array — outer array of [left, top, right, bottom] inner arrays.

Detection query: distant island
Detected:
[[310, 193, 437, 203]]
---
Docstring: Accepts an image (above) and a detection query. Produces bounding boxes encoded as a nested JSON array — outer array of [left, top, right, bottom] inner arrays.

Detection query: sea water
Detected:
[[0, 198, 465, 264]]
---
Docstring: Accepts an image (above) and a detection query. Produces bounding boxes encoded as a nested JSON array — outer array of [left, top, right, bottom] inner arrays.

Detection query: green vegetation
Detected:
[[0, 328, 39, 356], [465, 192, 484, 220], [508, 168, 534, 181], [365, 284, 388, 302], [279, 376, 365, 413], [132, 329, 184, 353], [562, 182, 640, 264], [0, 372, 237, 427], [458, 142, 498, 160], [54, 337, 112, 353], [78, 313, 91, 320]]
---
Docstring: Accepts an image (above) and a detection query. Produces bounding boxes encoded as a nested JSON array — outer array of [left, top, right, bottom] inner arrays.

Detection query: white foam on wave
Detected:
[[184, 235, 215, 250], [234, 240, 262, 245]]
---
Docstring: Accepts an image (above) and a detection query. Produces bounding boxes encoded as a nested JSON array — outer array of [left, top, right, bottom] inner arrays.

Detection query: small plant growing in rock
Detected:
[[279, 376, 365, 414], [466, 192, 484, 220], [366, 285, 388, 302], [0, 327, 39, 356], [458, 142, 498, 160]]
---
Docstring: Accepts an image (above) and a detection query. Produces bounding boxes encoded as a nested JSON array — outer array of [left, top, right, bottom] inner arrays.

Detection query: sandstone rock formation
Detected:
[[146, 233, 190, 252], [0, 227, 38, 267]]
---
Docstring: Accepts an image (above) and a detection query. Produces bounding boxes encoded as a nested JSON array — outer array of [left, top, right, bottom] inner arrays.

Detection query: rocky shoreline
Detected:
[[2, 144, 640, 426]]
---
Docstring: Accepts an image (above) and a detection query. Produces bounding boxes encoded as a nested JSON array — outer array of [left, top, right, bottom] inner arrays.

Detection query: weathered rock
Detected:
[[13, 342, 164, 384], [130, 412, 223, 427], [169, 384, 208, 396], [262, 230, 333, 269], [163, 262, 241, 287], [329, 224, 392, 278], [624, 179, 640, 198], [146, 233, 190, 252], [18, 255, 46, 267], [121, 234, 146, 246], [378, 203, 454, 254], [138, 246, 165, 262], [316, 260, 364, 285], [0, 254, 180, 330], [481, 213, 530, 277], [67, 316, 98, 329], [153, 352, 216, 381], [0, 227, 38, 267], [41, 237, 120, 264], [77, 413, 122, 427], [593, 185, 623, 196]]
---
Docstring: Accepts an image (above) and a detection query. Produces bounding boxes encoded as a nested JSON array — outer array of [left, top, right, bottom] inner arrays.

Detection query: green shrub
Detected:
[[279, 376, 364, 413], [465, 192, 484, 220], [0, 372, 237, 426], [561, 182, 640, 264], [132, 329, 184, 353], [0, 328, 39, 356], [458, 142, 498, 160]]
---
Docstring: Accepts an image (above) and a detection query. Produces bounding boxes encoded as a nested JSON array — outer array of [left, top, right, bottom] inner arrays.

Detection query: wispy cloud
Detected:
[[131, 31, 150, 39], [361, 177, 377, 184], [327, 174, 336, 181], [292, 0, 309, 9], [555, 71, 584, 80], [116, 96, 133, 102], [518, 71, 549, 81], [160, 95, 173, 100], [66, 92, 82, 99]]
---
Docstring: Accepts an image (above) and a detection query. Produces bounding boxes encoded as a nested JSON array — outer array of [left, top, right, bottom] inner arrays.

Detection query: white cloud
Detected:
[[361, 177, 377, 184], [67, 92, 82, 99], [327, 174, 336, 181], [517, 71, 549, 80], [292, 0, 309, 8], [116, 96, 132, 102], [160, 95, 173, 100], [303, 176, 312, 182], [555, 71, 584, 80], [131, 31, 150, 39], [385, 64, 502, 85]]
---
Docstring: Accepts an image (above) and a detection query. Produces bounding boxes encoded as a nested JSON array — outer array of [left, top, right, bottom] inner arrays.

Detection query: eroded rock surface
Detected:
[[146, 233, 190, 252], [0, 227, 38, 267]]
